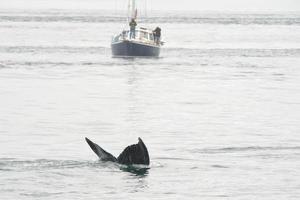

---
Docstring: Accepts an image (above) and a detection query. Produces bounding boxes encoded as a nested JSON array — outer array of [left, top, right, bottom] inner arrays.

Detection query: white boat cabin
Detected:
[[112, 27, 159, 46]]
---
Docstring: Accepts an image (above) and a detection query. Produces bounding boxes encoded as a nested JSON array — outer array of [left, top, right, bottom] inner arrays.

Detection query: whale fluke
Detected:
[[85, 137, 150, 165], [117, 138, 150, 165], [85, 137, 117, 162]]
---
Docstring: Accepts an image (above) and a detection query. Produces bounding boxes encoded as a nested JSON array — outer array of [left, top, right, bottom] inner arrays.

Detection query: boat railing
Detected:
[[112, 29, 161, 45]]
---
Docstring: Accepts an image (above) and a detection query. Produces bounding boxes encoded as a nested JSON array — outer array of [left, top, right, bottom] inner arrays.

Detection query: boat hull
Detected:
[[111, 40, 160, 57]]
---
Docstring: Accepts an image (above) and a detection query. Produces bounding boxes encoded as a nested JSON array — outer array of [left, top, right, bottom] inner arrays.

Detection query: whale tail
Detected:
[[85, 137, 150, 165], [85, 137, 117, 162], [117, 138, 150, 165]]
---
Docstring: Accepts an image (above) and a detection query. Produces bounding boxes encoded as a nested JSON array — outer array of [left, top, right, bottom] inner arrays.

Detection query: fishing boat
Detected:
[[111, 0, 163, 57]]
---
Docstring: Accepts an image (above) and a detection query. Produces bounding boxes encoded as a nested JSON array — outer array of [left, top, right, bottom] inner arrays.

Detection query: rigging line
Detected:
[[145, 0, 148, 18]]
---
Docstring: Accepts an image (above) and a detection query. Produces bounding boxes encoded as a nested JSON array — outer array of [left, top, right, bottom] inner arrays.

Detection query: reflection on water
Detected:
[[120, 165, 150, 176]]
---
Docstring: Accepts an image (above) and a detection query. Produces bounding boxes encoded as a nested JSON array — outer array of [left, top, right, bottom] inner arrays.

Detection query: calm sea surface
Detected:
[[0, 9, 300, 199]]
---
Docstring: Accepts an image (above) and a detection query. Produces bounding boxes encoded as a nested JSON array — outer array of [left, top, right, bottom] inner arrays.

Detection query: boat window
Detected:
[[140, 31, 148, 40], [149, 33, 154, 41], [135, 30, 140, 38]]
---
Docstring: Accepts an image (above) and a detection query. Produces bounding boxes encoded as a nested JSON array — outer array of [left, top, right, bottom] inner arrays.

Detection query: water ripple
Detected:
[[190, 146, 300, 154], [1, 12, 300, 25], [0, 158, 107, 171]]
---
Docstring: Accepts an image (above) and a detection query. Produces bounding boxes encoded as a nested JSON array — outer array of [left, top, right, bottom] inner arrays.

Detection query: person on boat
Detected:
[[129, 18, 137, 39], [153, 27, 161, 44]]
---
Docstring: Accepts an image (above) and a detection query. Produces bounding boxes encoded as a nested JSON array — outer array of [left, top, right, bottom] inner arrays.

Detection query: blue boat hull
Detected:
[[111, 40, 160, 57]]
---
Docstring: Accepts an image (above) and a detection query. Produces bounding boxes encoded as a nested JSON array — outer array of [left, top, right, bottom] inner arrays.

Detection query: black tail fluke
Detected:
[[117, 137, 150, 165], [85, 137, 117, 162]]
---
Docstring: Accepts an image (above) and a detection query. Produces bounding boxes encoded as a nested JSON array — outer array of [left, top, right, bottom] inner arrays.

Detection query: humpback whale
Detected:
[[85, 137, 150, 165]]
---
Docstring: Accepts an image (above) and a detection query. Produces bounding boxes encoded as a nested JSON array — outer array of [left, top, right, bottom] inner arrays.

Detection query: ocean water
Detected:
[[0, 9, 300, 199]]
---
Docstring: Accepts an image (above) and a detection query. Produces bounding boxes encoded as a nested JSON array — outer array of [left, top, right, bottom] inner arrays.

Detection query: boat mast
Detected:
[[127, 0, 130, 22], [128, 0, 137, 21]]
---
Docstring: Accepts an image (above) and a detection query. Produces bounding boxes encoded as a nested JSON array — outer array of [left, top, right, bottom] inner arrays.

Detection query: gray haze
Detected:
[[0, 0, 300, 11], [1, 8, 300, 199]]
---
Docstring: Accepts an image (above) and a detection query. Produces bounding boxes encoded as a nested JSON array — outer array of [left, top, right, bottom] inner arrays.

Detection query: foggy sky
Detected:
[[0, 0, 300, 11]]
